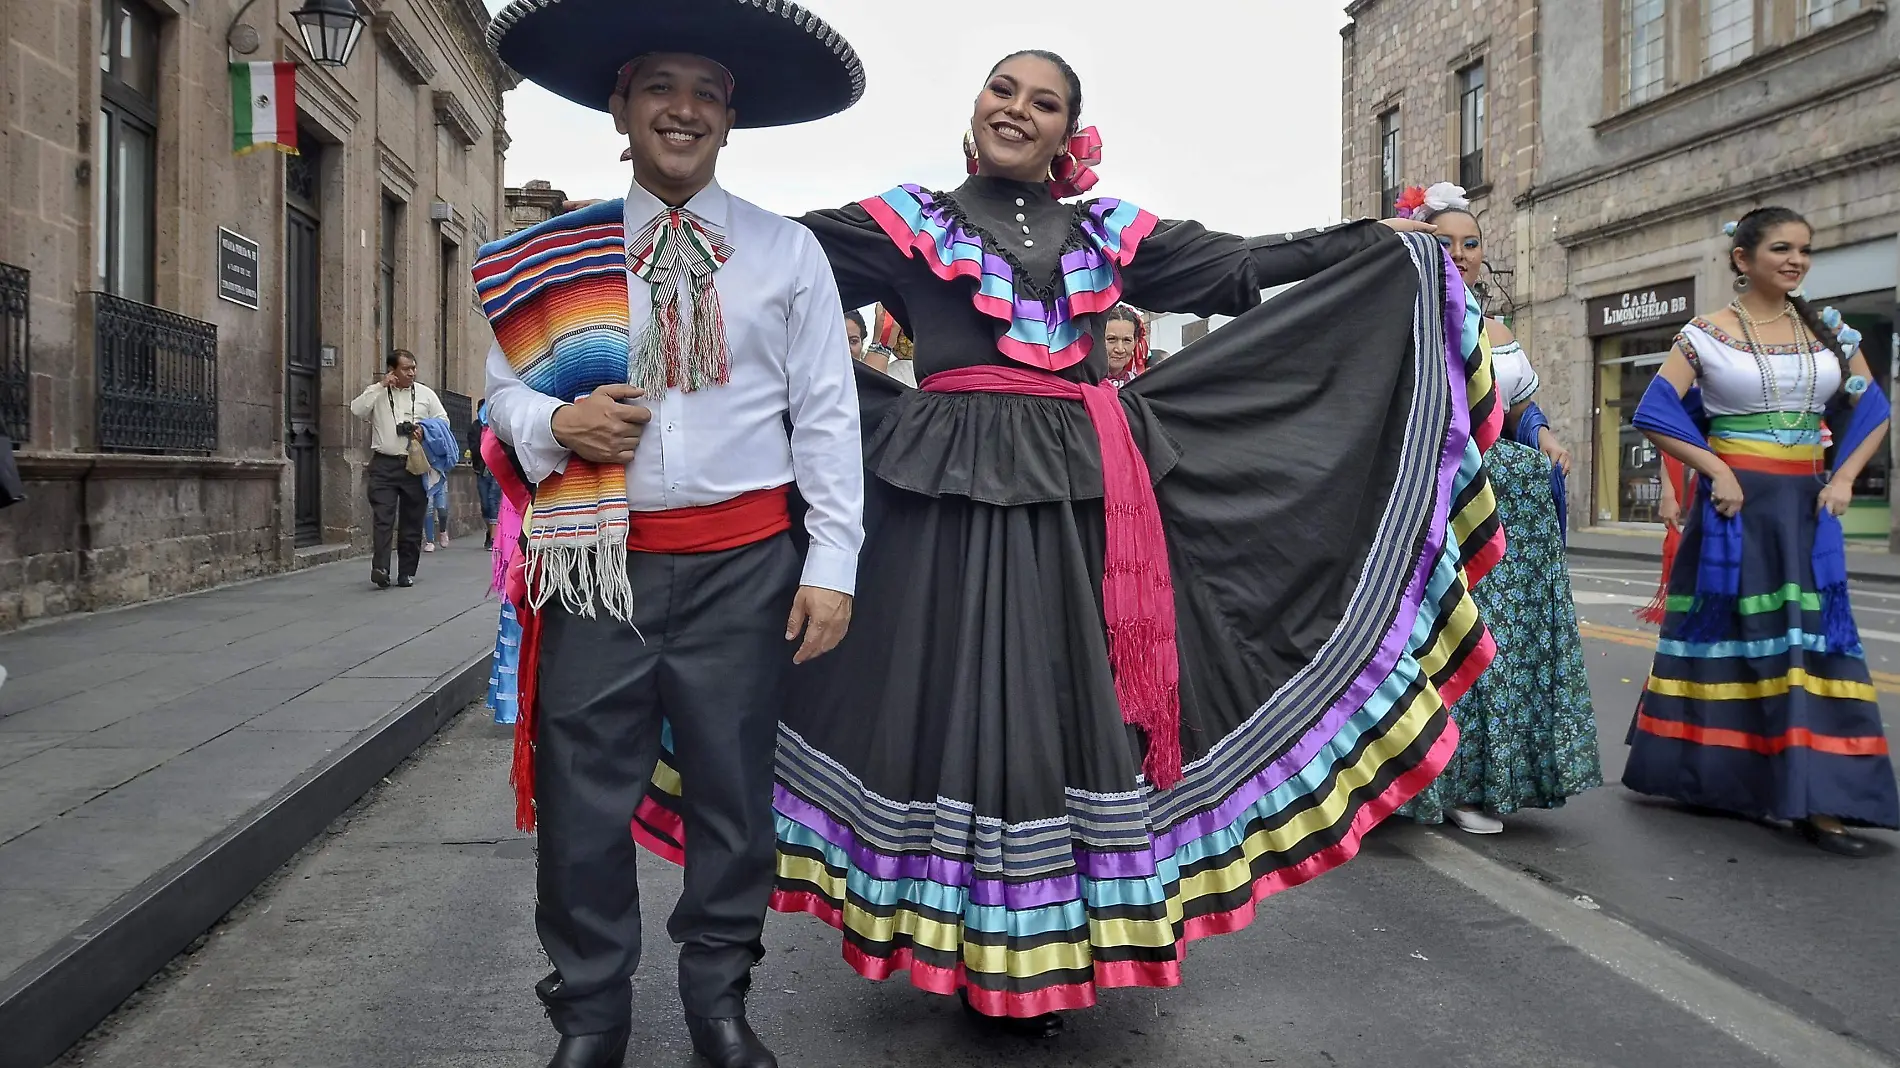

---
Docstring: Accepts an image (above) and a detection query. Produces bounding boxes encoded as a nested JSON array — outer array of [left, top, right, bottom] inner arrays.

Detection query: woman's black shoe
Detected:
[[958, 988, 1064, 1038], [1799, 820, 1871, 858]]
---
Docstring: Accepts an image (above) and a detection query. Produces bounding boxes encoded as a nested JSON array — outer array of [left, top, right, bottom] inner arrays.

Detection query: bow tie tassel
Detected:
[[628, 209, 734, 396]]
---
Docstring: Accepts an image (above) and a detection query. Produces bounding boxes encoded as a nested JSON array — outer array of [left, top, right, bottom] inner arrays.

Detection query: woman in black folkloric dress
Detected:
[[634, 49, 1501, 1032]]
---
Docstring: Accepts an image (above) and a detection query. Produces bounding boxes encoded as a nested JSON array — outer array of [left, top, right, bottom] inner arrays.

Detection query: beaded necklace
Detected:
[[1729, 298, 1820, 460]]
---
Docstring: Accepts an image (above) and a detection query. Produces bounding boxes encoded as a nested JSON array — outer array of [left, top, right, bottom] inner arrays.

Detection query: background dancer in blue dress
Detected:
[[1628, 206, 1897, 858]]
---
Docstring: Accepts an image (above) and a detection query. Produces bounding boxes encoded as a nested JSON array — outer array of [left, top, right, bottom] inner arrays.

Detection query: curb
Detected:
[[1567, 539, 1900, 588], [0, 651, 492, 1068]]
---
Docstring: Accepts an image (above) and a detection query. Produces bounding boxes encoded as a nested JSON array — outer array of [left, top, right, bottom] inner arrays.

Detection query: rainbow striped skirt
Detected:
[[1625, 413, 1899, 827], [623, 235, 1502, 1017]]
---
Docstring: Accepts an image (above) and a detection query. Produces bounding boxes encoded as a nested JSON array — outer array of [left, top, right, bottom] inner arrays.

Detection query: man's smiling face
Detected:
[[609, 53, 736, 204]]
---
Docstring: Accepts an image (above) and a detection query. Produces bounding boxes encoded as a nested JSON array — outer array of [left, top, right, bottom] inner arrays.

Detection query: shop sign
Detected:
[[1586, 279, 1695, 337], [216, 227, 261, 310]]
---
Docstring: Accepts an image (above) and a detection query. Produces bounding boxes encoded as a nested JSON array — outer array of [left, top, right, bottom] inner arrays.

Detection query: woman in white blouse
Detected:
[[1395, 183, 1602, 835]]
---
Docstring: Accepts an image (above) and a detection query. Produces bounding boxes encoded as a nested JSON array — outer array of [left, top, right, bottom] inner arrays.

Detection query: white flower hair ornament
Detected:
[[1394, 182, 1471, 221]]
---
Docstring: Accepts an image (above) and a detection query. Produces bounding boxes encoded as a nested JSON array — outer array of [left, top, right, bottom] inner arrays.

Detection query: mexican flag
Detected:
[[231, 62, 298, 156]]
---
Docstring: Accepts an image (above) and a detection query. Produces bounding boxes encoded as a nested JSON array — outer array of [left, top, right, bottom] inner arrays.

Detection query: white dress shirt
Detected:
[[484, 178, 864, 595], [350, 381, 447, 457]]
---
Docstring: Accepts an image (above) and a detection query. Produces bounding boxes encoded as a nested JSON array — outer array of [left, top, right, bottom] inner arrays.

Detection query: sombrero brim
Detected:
[[488, 0, 864, 128]]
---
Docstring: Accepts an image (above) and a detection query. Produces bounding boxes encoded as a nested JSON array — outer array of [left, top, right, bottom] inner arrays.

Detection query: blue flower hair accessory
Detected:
[[1722, 221, 1739, 238], [1839, 325, 1863, 355], [1821, 306, 1844, 330]]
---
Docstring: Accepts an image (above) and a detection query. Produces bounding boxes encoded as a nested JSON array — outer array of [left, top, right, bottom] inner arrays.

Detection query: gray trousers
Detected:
[[532, 534, 798, 1035], [366, 453, 424, 578]]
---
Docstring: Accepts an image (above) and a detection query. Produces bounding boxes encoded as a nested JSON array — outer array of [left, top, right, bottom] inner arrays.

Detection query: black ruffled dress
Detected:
[[633, 176, 1496, 1016]]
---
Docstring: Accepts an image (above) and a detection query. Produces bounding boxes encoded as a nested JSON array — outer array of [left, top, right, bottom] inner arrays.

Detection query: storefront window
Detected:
[[1593, 332, 1675, 524]]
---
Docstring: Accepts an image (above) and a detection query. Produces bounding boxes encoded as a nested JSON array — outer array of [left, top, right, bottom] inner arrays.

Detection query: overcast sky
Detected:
[[483, 0, 1352, 235]]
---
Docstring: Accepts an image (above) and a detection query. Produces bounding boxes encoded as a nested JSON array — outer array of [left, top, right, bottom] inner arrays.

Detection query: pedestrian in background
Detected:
[[349, 349, 446, 588], [1626, 207, 1896, 856], [1389, 182, 1599, 836], [0, 419, 21, 693], [845, 309, 889, 373], [474, 397, 501, 550], [1103, 304, 1147, 388], [419, 413, 458, 553]]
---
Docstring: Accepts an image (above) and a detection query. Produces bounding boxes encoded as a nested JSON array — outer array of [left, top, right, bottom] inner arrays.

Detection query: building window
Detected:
[[1620, 0, 1668, 108], [1703, 0, 1755, 73], [379, 197, 402, 361], [1802, 0, 1864, 30], [437, 240, 456, 387], [1457, 62, 1486, 190], [1378, 108, 1401, 218], [96, 0, 160, 303]]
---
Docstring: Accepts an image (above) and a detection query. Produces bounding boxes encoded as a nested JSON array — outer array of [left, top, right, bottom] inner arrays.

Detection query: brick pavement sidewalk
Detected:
[[0, 547, 501, 1068]]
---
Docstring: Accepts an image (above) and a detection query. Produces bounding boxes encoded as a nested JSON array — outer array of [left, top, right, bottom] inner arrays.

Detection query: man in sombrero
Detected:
[[478, 3, 866, 1066]]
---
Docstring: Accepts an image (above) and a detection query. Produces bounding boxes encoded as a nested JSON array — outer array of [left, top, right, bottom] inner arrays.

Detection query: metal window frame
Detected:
[[1457, 61, 1487, 190], [1701, 0, 1757, 74], [1378, 107, 1401, 218], [1620, 0, 1670, 108]]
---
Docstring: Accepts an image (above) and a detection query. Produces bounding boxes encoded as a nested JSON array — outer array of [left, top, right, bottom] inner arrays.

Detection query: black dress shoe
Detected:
[[545, 1024, 630, 1068], [959, 988, 1064, 1038], [685, 1014, 777, 1068], [396, 574, 415, 588], [371, 568, 390, 589], [1799, 820, 1871, 858]]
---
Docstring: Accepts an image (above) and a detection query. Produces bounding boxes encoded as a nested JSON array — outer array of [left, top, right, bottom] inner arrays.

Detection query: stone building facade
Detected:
[[1527, 0, 1898, 542], [1341, 0, 1541, 327], [504, 178, 569, 237], [1342, 0, 1899, 544], [0, 0, 512, 628]]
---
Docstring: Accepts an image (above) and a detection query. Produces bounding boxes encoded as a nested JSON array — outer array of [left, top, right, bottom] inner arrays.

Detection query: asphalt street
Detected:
[[48, 565, 1900, 1068]]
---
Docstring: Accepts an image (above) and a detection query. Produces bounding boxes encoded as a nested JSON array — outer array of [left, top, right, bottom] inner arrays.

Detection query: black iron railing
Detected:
[[0, 263, 27, 443], [91, 292, 218, 454], [440, 388, 474, 465]]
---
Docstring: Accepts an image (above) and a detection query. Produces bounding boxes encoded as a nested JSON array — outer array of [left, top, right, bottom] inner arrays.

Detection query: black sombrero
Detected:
[[487, 0, 865, 128]]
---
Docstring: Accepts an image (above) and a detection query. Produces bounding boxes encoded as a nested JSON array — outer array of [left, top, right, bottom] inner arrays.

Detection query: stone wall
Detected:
[[0, 0, 512, 630], [1523, 3, 1900, 531], [1340, 0, 1540, 337]]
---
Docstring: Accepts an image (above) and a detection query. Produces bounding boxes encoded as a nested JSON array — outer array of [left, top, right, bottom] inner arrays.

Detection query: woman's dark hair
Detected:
[[843, 309, 866, 334], [1424, 206, 1479, 231], [1730, 206, 1848, 373], [989, 50, 1083, 139], [1104, 305, 1142, 331]]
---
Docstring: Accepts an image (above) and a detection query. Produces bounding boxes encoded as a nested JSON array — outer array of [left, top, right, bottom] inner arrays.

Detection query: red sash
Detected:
[[626, 485, 791, 554], [510, 483, 793, 831]]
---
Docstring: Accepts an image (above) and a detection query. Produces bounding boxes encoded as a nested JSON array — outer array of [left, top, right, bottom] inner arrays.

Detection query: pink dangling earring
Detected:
[[963, 128, 979, 176]]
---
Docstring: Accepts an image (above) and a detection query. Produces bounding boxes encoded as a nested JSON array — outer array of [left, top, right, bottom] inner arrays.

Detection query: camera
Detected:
[[395, 421, 418, 438]]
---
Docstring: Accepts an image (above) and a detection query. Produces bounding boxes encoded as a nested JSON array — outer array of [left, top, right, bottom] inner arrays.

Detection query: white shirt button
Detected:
[[1024, 239, 1035, 247], [1015, 213, 1026, 222], [1015, 198, 1025, 207]]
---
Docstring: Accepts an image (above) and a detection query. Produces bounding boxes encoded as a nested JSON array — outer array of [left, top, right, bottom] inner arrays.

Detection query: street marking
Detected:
[[1391, 829, 1899, 1068], [1577, 622, 1900, 695]]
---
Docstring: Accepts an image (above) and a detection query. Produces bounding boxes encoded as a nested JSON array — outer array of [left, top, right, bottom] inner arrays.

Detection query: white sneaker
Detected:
[[438, 534, 450, 549], [1446, 806, 1504, 835], [422, 541, 436, 553]]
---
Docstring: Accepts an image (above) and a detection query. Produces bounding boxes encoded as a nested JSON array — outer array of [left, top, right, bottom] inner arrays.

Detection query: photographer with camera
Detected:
[[350, 349, 447, 588]]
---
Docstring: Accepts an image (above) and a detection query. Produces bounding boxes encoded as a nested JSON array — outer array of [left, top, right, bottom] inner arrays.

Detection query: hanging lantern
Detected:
[[293, 0, 366, 68]]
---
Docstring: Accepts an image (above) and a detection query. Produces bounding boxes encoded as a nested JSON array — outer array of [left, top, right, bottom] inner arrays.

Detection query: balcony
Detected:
[[0, 263, 27, 444], [90, 292, 219, 454]]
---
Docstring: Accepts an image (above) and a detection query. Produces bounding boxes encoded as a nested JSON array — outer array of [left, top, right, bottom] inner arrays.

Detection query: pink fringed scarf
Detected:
[[922, 366, 1183, 788]]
